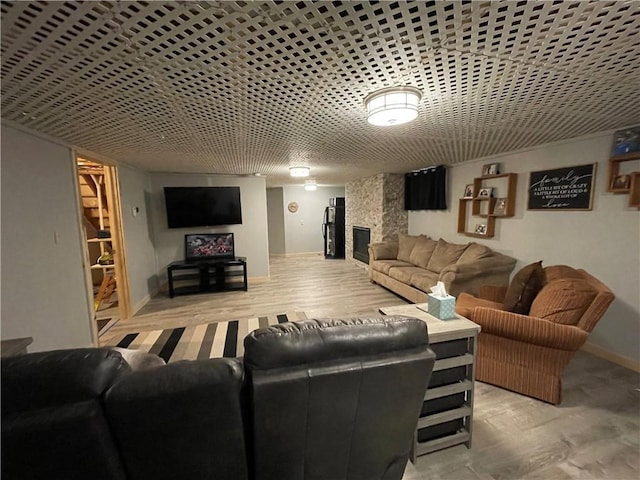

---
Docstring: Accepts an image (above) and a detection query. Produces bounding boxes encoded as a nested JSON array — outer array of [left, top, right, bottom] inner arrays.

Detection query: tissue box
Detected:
[[427, 293, 457, 320]]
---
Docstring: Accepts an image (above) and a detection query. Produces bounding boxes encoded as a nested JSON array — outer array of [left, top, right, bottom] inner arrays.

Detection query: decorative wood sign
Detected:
[[527, 163, 596, 210]]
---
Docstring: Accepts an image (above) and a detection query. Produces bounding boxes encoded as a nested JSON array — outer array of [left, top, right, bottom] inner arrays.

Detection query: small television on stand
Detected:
[[185, 233, 235, 262]]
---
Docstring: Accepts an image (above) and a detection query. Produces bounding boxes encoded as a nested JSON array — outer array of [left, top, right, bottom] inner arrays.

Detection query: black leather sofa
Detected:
[[2, 316, 436, 480]]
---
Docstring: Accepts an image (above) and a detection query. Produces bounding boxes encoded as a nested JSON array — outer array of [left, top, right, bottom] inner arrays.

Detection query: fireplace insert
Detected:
[[353, 226, 370, 263]]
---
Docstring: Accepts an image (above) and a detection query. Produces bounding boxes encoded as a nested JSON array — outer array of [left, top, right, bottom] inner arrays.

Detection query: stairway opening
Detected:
[[76, 157, 131, 340]]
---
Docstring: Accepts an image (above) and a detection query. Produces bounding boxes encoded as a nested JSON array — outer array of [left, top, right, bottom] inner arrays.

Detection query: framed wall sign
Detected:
[[527, 163, 596, 210]]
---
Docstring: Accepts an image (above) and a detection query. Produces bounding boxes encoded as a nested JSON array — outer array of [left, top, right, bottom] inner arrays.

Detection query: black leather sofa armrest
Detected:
[[1, 348, 130, 416]]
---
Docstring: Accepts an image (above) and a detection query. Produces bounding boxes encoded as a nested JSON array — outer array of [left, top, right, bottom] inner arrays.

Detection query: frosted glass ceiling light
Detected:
[[364, 86, 422, 126], [289, 166, 310, 177], [304, 180, 317, 191]]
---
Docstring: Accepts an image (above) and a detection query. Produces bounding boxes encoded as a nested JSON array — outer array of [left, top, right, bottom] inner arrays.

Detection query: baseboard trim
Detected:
[[131, 294, 151, 316], [284, 252, 323, 257], [581, 342, 640, 372], [248, 276, 270, 284]]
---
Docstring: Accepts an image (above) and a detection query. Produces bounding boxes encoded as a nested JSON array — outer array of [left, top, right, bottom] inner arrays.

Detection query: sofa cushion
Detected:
[[397, 234, 422, 263], [112, 348, 165, 371], [388, 266, 426, 284], [409, 271, 440, 293], [426, 239, 469, 273], [529, 279, 598, 325], [370, 259, 413, 275], [369, 242, 398, 261], [457, 242, 492, 264], [503, 261, 544, 314], [409, 236, 438, 268]]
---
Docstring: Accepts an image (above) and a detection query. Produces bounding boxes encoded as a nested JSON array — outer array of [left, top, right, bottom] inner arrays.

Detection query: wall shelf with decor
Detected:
[[607, 152, 640, 195], [457, 173, 517, 238]]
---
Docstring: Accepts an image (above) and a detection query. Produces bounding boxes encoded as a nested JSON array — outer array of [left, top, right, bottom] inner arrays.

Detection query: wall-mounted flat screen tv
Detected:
[[164, 186, 242, 228], [185, 233, 235, 261]]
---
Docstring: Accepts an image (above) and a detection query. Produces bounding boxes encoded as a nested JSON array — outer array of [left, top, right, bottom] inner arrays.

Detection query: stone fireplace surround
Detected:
[[345, 173, 407, 269]]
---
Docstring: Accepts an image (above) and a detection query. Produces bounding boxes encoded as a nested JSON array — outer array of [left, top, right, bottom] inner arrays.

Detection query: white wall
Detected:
[[266, 188, 286, 255], [118, 165, 158, 312], [282, 186, 345, 254], [1, 124, 94, 351], [149, 173, 270, 285], [409, 131, 640, 364]]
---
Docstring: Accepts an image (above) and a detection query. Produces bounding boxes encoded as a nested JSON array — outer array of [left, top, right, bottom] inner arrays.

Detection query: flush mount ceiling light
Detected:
[[364, 86, 422, 126], [289, 166, 310, 177], [304, 180, 317, 191]]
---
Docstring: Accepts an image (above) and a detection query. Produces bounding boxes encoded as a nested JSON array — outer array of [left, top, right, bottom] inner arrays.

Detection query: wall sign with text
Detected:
[[527, 164, 596, 211]]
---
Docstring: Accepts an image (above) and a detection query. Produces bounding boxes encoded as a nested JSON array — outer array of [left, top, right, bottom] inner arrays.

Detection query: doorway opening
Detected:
[[75, 157, 131, 340]]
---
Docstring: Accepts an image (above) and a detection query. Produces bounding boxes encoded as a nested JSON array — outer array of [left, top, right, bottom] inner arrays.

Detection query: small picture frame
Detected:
[[463, 184, 475, 198], [478, 187, 493, 198], [493, 197, 507, 215], [611, 174, 631, 191], [474, 224, 487, 235], [482, 163, 499, 176]]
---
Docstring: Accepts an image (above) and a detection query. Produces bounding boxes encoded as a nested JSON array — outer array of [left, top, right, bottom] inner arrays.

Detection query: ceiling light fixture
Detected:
[[304, 180, 317, 191], [289, 166, 310, 177], [364, 86, 422, 127]]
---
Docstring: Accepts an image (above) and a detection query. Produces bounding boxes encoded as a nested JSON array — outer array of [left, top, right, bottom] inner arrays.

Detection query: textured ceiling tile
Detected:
[[2, 0, 640, 186]]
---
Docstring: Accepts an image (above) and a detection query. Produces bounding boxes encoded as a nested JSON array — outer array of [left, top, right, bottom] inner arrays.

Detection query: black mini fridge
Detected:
[[322, 197, 345, 259]]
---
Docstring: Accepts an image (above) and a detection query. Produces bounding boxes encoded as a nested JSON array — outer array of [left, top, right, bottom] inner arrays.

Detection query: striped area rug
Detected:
[[101, 312, 306, 363]]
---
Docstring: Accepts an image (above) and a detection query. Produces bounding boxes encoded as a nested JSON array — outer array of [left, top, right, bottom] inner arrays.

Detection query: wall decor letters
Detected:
[[527, 164, 596, 210]]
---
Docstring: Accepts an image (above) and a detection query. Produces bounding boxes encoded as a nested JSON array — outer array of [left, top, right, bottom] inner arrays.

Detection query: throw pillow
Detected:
[[397, 234, 423, 263], [456, 242, 492, 264], [529, 279, 598, 325], [409, 236, 438, 268], [503, 261, 545, 314], [426, 239, 469, 273]]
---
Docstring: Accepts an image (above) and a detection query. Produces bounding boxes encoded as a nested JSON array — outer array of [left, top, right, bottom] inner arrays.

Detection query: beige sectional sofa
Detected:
[[368, 234, 517, 303]]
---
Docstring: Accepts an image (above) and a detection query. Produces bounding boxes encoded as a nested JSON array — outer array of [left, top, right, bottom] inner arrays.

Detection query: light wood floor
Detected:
[[106, 254, 640, 480], [404, 350, 640, 480], [105, 253, 408, 335]]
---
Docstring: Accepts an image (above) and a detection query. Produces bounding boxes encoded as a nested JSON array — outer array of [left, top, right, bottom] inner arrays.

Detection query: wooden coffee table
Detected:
[[379, 303, 480, 461]]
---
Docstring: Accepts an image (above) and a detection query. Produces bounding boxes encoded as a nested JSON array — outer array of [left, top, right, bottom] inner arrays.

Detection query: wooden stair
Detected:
[[78, 166, 109, 231]]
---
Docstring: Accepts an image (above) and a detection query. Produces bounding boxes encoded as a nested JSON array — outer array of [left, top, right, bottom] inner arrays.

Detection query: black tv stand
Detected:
[[167, 257, 247, 298]]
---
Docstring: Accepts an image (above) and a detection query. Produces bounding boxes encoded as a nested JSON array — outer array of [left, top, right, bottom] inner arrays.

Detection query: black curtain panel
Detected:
[[404, 165, 447, 210]]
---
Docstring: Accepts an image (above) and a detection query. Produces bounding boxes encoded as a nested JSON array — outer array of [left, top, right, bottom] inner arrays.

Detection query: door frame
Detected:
[[103, 163, 132, 319], [73, 155, 132, 343]]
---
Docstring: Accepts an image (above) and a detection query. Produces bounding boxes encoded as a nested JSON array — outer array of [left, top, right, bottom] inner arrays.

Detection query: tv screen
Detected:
[[164, 186, 242, 228], [185, 233, 235, 261]]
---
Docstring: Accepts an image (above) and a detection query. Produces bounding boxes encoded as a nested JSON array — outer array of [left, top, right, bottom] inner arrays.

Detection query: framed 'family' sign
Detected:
[[527, 164, 596, 210]]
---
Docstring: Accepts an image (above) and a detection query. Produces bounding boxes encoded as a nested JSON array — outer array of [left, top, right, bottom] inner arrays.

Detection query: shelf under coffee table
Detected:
[[379, 303, 480, 462]]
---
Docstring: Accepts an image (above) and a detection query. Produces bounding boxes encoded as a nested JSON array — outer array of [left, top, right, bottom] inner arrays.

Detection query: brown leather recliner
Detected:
[[456, 265, 614, 404]]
